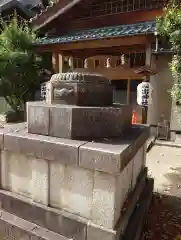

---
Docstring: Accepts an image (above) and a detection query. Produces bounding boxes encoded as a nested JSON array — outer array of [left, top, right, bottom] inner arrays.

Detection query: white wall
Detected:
[[170, 100, 181, 132], [147, 55, 173, 125]]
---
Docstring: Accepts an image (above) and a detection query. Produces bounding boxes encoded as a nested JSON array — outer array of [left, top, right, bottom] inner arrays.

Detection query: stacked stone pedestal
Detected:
[[0, 73, 153, 240]]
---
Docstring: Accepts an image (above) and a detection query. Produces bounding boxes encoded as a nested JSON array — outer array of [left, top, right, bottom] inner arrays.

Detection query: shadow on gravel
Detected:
[[142, 193, 181, 240]]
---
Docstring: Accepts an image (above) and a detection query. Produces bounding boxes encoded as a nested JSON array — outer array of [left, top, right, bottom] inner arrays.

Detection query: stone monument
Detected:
[[0, 72, 153, 240]]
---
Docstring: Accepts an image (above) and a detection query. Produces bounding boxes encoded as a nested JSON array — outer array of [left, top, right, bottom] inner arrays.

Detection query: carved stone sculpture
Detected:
[[46, 72, 113, 106]]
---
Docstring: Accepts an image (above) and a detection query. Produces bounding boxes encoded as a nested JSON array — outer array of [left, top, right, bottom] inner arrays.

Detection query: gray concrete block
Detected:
[[1, 151, 32, 197], [0, 209, 70, 240], [3, 130, 87, 166], [92, 171, 118, 228], [27, 102, 49, 135], [49, 105, 72, 138], [87, 169, 148, 240], [79, 125, 150, 174], [71, 104, 132, 139], [31, 158, 49, 205], [61, 165, 94, 219], [27, 102, 132, 140], [0, 123, 27, 149], [0, 190, 87, 240]]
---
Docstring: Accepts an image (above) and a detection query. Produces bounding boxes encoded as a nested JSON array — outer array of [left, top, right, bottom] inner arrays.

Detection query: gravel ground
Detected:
[[143, 193, 181, 240], [143, 144, 181, 240]]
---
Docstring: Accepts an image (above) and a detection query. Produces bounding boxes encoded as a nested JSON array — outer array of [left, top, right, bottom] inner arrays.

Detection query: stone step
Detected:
[[0, 209, 70, 240], [0, 190, 87, 240]]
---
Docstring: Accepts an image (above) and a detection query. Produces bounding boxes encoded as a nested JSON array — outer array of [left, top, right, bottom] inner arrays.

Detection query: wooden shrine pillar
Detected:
[[127, 79, 131, 104], [52, 52, 59, 73], [58, 54, 64, 73], [52, 53, 65, 73], [146, 43, 152, 67]]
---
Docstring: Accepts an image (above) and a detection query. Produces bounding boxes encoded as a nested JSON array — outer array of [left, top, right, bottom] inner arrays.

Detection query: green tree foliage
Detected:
[[0, 16, 47, 112], [157, 1, 181, 105]]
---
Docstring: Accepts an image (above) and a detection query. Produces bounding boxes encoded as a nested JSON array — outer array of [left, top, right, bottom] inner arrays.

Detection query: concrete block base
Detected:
[[27, 102, 132, 139], [0, 122, 151, 239], [0, 169, 153, 240]]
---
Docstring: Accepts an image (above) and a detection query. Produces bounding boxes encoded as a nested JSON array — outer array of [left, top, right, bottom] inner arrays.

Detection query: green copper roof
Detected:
[[37, 21, 156, 45]]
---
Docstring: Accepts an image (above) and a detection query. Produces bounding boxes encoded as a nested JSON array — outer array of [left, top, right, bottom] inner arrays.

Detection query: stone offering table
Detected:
[[0, 73, 153, 240]]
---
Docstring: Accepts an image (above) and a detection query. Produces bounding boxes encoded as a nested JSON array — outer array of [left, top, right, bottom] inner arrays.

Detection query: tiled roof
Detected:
[[0, 0, 34, 18], [30, 0, 82, 30], [36, 21, 156, 45]]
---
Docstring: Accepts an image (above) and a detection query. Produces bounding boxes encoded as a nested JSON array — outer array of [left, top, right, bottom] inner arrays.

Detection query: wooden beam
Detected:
[[55, 8, 163, 34], [37, 35, 148, 52], [62, 44, 146, 57], [74, 67, 145, 80]]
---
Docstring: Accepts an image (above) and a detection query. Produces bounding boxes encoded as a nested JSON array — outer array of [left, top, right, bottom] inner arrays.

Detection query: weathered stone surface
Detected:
[[0, 209, 70, 240], [87, 169, 147, 240], [27, 102, 49, 135], [0, 190, 87, 240], [31, 158, 49, 205], [132, 146, 145, 189], [49, 161, 65, 209], [1, 151, 9, 190], [49, 105, 73, 138], [79, 125, 150, 174], [87, 223, 116, 240], [0, 122, 27, 149], [62, 165, 94, 219], [92, 171, 117, 229], [3, 130, 87, 166], [50, 161, 96, 217], [27, 102, 132, 139], [49, 72, 106, 83], [91, 159, 133, 229], [0, 169, 150, 240], [1, 151, 32, 198], [46, 72, 113, 106], [1, 151, 49, 205], [0, 146, 146, 230]]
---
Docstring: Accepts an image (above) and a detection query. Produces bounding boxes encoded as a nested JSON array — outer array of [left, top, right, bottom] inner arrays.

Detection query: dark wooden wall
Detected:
[[44, 8, 163, 36]]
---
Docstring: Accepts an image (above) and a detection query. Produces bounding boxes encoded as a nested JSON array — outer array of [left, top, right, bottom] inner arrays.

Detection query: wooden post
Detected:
[[127, 79, 131, 104], [52, 52, 59, 73], [146, 43, 152, 67], [58, 54, 64, 73]]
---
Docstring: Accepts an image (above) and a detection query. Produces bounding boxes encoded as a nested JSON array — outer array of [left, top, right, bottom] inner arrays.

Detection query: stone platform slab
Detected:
[[27, 102, 132, 139], [0, 169, 150, 240], [1, 125, 149, 175], [0, 125, 149, 230], [0, 209, 69, 240]]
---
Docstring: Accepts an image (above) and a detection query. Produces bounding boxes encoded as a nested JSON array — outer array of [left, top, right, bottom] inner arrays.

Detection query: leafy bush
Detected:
[[0, 16, 48, 112], [157, 2, 181, 104]]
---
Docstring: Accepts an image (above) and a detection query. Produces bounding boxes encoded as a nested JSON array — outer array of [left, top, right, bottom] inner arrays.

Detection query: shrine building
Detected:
[[30, 0, 180, 139]]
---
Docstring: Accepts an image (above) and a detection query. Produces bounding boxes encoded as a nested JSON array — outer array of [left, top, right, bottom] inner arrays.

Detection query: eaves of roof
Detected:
[[36, 20, 156, 45]]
